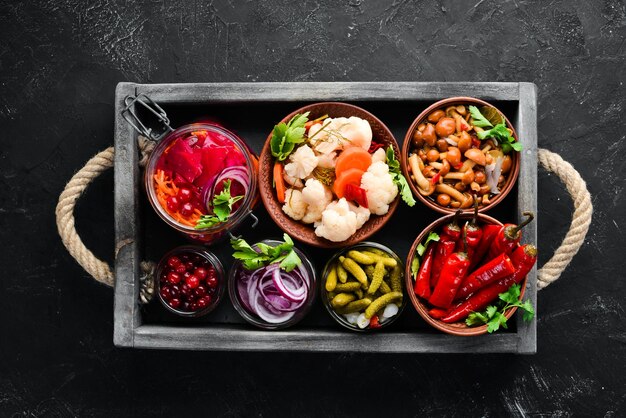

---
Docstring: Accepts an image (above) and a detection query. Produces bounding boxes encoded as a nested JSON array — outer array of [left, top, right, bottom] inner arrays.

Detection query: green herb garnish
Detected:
[[270, 112, 310, 161], [194, 180, 243, 229], [231, 233, 302, 272], [465, 284, 535, 333], [410, 231, 440, 279], [469, 105, 522, 154], [386, 146, 416, 207]]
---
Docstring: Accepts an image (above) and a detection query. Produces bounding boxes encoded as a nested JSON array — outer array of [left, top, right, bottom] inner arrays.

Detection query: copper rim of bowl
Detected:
[[401, 97, 521, 215], [404, 213, 527, 336], [258, 102, 400, 248]]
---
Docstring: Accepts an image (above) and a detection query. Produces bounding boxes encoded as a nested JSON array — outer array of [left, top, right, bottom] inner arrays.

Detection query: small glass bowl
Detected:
[[228, 239, 317, 330], [156, 245, 226, 317], [321, 242, 406, 332]]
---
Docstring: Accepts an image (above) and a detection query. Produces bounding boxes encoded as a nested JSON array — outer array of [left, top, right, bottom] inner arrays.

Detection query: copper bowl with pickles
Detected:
[[401, 97, 521, 214]]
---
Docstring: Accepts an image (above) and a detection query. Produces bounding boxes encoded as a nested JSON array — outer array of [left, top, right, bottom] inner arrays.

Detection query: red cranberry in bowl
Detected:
[[156, 246, 225, 317]]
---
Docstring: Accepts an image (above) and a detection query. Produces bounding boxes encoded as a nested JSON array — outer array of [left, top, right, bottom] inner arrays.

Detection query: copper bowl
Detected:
[[404, 212, 527, 336], [401, 97, 521, 215], [258, 102, 400, 248]]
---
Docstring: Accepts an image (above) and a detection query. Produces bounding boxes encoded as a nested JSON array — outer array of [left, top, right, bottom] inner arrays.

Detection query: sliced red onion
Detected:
[[202, 166, 251, 210], [235, 254, 311, 325]]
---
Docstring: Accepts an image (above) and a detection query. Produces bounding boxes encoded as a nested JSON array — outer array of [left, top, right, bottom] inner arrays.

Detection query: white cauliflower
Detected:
[[301, 179, 333, 224], [282, 189, 307, 221], [284, 145, 318, 179], [309, 117, 372, 154], [360, 162, 398, 215], [314, 198, 358, 242], [283, 170, 303, 188], [371, 148, 386, 164], [348, 202, 371, 229], [316, 151, 337, 169]]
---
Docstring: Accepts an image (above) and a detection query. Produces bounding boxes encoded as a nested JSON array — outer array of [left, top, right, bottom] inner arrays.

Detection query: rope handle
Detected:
[[56, 143, 592, 296]]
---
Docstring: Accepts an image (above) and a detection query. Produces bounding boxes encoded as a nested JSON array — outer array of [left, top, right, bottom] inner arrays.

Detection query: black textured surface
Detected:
[[1, 1, 624, 416]]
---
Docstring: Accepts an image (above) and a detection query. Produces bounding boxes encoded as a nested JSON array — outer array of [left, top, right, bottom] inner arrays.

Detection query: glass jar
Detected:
[[156, 245, 226, 317], [144, 122, 258, 244], [228, 239, 317, 330], [320, 241, 406, 332]]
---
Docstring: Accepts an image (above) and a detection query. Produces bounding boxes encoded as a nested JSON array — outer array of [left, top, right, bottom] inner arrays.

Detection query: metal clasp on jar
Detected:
[[121, 93, 174, 142]]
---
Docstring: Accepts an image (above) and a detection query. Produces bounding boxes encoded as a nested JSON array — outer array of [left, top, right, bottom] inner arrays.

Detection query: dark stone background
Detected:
[[1, 0, 624, 416]]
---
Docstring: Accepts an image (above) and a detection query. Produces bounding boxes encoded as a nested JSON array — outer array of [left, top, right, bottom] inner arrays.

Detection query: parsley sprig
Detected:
[[469, 105, 522, 154], [194, 180, 243, 229], [410, 231, 440, 278], [270, 112, 310, 161], [466, 284, 535, 333], [231, 233, 302, 272], [386, 146, 416, 207]]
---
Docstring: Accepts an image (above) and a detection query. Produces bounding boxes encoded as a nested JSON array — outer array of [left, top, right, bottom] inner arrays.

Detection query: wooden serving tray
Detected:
[[113, 82, 537, 353]]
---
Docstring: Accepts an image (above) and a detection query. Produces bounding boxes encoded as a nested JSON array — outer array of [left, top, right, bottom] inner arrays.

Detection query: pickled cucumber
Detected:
[[364, 291, 403, 319], [389, 265, 403, 293], [339, 256, 368, 289], [347, 250, 376, 265], [367, 261, 385, 295], [338, 298, 372, 314], [336, 262, 348, 283], [379, 280, 392, 294], [334, 282, 361, 292], [355, 289, 364, 300], [331, 293, 356, 308], [362, 251, 398, 268], [325, 265, 338, 292]]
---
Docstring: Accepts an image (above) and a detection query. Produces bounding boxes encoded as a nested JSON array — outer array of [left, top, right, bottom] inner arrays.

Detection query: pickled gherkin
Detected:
[[367, 261, 385, 295], [331, 293, 356, 308], [339, 256, 368, 288], [379, 280, 392, 294], [334, 282, 361, 292], [336, 262, 348, 283], [362, 251, 398, 268], [364, 292, 403, 319], [325, 266, 338, 292], [347, 250, 376, 265], [389, 265, 403, 293], [337, 298, 372, 314]]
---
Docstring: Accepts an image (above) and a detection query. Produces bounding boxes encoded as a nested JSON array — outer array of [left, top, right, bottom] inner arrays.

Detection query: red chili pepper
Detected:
[[454, 253, 516, 301], [430, 211, 462, 287], [414, 243, 435, 299], [469, 224, 501, 270], [441, 244, 537, 323], [429, 250, 471, 309], [369, 315, 381, 328], [471, 135, 481, 148], [428, 308, 449, 320], [487, 212, 534, 261], [458, 198, 482, 259], [431, 172, 441, 185]]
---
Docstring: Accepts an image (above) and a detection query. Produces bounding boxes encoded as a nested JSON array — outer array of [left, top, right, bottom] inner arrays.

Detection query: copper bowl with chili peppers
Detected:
[[401, 97, 521, 214], [404, 210, 537, 336]]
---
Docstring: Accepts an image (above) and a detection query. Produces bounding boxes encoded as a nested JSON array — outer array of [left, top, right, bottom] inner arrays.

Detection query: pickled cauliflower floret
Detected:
[[301, 179, 333, 224], [316, 151, 337, 169], [308, 117, 372, 154], [285, 145, 318, 179], [314, 198, 358, 242], [360, 162, 398, 215], [282, 189, 307, 221], [371, 148, 386, 164], [348, 202, 371, 229]]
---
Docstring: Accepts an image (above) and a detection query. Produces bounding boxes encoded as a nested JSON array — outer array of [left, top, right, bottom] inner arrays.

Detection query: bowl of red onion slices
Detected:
[[228, 234, 316, 329]]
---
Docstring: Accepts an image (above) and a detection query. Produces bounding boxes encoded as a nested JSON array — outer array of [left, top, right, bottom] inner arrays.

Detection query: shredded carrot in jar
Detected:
[[153, 169, 203, 226]]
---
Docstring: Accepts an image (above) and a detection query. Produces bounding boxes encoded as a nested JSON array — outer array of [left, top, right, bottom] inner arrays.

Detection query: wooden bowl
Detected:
[[258, 102, 400, 248], [401, 97, 521, 215], [404, 212, 527, 336]]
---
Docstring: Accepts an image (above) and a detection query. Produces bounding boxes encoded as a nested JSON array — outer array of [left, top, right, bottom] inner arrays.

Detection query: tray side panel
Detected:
[[113, 82, 141, 347], [135, 82, 520, 103], [133, 325, 520, 353], [515, 82, 538, 354]]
